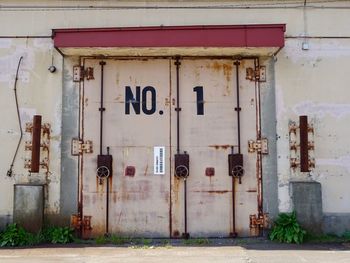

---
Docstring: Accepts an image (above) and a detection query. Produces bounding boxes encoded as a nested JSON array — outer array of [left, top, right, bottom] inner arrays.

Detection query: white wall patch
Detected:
[[154, 146, 165, 175], [0, 39, 12, 49], [293, 101, 350, 119]]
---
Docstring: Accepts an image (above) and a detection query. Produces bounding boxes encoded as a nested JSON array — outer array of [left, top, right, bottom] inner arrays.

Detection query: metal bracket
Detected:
[[73, 66, 94, 82], [246, 66, 266, 82], [250, 213, 269, 236], [24, 159, 31, 169], [248, 138, 268, 154], [71, 138, 93, 156], [71, 214, 92, 239]]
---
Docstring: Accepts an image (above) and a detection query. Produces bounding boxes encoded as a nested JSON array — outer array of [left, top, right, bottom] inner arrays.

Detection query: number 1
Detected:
[[193, 86, 204, 115]]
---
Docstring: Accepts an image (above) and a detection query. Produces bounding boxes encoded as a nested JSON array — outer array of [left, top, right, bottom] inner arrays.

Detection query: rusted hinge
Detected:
[[71, 138, 93, 156], [248, 138, 268, 154], [246, 66, 266, 82], [73, 66, 94, 82]]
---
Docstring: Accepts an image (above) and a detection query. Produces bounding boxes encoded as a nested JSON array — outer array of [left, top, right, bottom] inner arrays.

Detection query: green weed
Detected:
[[182, 238, 211, 245], [269, 211, 306, 244]]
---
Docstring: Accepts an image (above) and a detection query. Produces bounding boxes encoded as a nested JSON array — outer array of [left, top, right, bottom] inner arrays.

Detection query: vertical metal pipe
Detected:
[[299, 115, 309, 172], [184, 179, 188, 236], [254, 58, 264, 235], [99, 61, 109, 235], [231, 60, 241, 237], [175, 57, 181, 154], [106, 147, 110, 235], [30, 115, 42, 173], [99, 61, 106, 155], [78, 58, 84, 238], [234, 60, 241, 154]]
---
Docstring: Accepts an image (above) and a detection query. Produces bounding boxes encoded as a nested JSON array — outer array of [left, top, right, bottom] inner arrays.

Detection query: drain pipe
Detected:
[[7, 56, 23, 177]]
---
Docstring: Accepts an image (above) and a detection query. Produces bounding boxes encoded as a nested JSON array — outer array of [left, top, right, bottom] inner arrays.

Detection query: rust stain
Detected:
[[193, 190, 230, 194], [109, 176, 113, 192], [209, 144, 231, 150], [144, 164, 149, 176], [173, 230, 180, 237], [115, 72, 120, 86], [208, 61, 222, 72], [223, 63, 232, 82], [173, 177, 180, 202], [246, 189, 257, 193], [96, 177, 100, 191], [114, 95, 122, 101], [112, 192, 117, 203]]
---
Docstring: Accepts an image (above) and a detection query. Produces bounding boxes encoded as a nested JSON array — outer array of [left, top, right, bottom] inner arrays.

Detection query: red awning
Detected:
[[52, 24, 285, 56]]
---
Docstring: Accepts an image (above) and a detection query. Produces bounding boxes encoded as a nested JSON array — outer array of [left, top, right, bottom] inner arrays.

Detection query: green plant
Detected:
[[160, 239, 172, 248], [95, 235, 108, 244], [269, 211, 306, 244], [142, 238, 152, 246], [45, 226, 74, 244], [342, 231, 350, 240], [0, 223, 36, 247], [182, 238, 211, 245], [110, 235, 131, 245]]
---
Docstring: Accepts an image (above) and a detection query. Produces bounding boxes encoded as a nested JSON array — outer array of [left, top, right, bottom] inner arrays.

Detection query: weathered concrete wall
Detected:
[[0, 38, 63, 229], [13, 184, 44, 233], [0, 0, 350, 234], [275, 38, 350, 214]]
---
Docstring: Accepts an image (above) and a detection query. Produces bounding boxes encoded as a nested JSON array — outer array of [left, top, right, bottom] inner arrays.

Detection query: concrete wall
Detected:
[[0, 0, 349, 234], [0, 38, 63, 227]]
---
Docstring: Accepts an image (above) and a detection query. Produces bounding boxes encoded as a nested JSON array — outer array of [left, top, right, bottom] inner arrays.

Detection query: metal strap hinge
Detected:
[[248, 138, 268, 154], [73, 66, 94, 82], [246, 66, 266, 82], [71, 138, 93, 156]]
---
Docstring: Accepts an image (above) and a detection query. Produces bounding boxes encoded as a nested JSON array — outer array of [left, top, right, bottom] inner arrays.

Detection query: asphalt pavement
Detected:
[[0, 240, 349, 263]]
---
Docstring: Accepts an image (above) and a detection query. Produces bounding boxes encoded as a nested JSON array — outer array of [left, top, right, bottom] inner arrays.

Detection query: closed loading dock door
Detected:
[[81, 58, 258, 237]]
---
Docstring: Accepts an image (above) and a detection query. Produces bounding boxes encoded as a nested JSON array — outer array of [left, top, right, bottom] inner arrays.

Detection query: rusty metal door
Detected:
[[170, 59, 258, 237], [81, 57, 259, 238], [82, 58, 172, 237]]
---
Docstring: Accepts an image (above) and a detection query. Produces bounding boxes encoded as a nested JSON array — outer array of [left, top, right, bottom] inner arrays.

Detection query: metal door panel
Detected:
[[170, 59, 258, 237], [82, 59, 171, 237]]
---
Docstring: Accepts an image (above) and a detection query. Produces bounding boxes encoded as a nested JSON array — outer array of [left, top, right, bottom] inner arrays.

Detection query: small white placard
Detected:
[[154, 146, 165, 175]]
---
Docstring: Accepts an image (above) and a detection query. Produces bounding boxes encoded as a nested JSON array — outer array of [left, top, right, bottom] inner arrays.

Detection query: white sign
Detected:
[[154, 146, 165, 175]]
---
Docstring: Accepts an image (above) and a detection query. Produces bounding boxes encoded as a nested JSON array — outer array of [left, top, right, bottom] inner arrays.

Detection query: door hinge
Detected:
[[71, 138, 93, 156], [246, 66, 266, 82], [248, 138, 268, 154], [73, 66, 94, 82]]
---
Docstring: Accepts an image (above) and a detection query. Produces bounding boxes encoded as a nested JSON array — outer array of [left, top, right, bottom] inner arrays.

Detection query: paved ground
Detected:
[[0, 241, 349, 263]]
